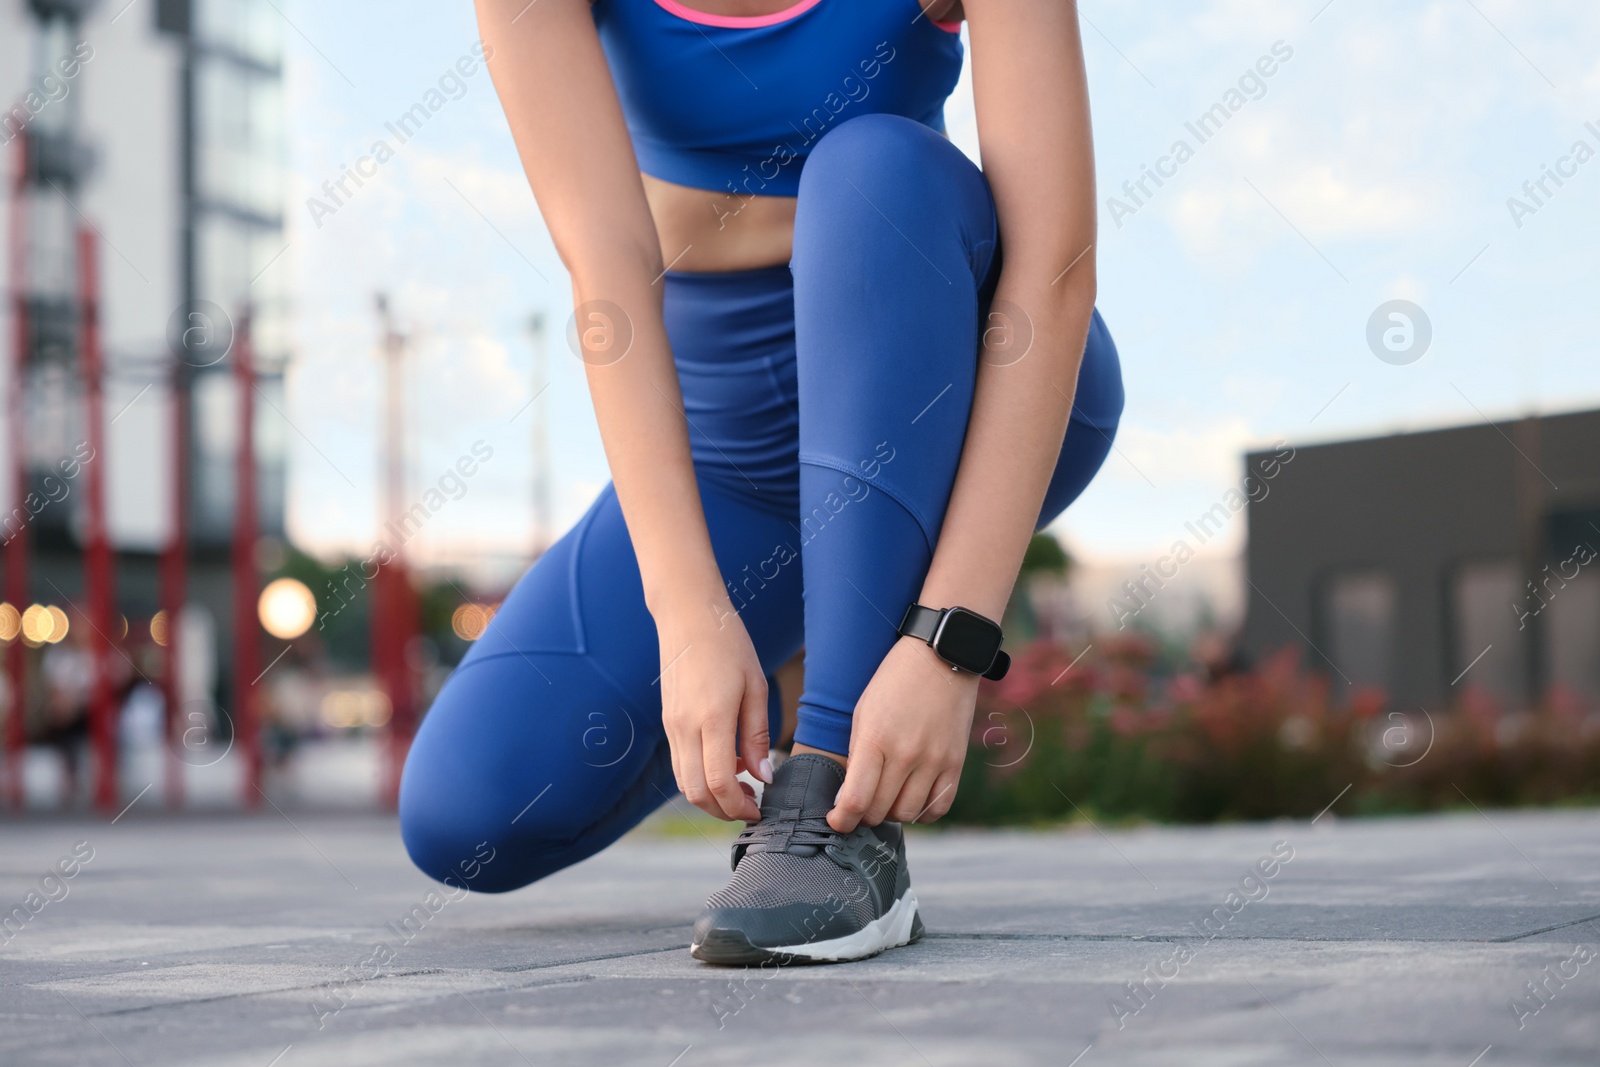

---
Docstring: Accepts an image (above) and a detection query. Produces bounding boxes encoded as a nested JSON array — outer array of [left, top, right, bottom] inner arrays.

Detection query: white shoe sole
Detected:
[[777, 890, 920, 962]]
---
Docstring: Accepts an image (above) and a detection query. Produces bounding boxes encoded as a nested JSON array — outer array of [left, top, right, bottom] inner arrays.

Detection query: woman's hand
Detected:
[[829, 636, 978, 831], [658, 606, 772, 823]]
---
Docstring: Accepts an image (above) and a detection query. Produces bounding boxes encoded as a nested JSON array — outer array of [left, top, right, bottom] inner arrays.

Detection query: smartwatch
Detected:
[[897, 603, 1010, 681]]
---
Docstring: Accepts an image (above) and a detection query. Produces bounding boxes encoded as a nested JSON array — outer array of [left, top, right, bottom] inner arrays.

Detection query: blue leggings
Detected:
[[399, 115, 1123, 892]]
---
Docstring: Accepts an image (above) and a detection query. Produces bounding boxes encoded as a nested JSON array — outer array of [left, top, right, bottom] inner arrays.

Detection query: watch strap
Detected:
[[897, 603, 942, 644], [983, 649, 1010, 682]]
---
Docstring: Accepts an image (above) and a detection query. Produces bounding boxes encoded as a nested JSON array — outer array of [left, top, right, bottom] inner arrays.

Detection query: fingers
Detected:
[[671, 720, 715, 818], [862, 750, 911, 828], [889, 766, 941, 824], [702, 723, 760, 823], [919, 770, 960, 822], [678, 728, 751, 822], [736, 674, 773, 785], [893, 767, 959, 823], [837, 744, 963, 830], [829, 746, 882, 832]]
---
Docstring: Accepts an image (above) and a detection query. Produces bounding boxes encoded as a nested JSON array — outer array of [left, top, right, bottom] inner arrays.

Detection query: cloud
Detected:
[[1109, 417, 1261, 486], [1116, 2, 1590, 264], [1165, 163, 1430, 260]]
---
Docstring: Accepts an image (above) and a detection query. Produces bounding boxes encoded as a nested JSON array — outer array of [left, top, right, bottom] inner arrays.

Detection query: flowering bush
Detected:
[[946, 638, 1600, 825]]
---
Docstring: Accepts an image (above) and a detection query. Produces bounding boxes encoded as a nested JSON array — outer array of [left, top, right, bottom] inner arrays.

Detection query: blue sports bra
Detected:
[[592, 0, 964, 198]]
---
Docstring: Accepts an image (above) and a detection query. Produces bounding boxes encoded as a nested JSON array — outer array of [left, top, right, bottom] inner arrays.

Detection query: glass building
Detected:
[[160, 0, 288, 544]]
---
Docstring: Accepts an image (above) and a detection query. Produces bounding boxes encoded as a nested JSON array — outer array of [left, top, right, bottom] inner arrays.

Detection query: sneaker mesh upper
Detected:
[[705, 849, 877, 928]]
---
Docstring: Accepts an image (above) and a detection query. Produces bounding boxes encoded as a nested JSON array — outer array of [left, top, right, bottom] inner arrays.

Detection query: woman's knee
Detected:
[[398, 737, 554, 893], [399, 766, 544, 894], [799, 113, 980, 210], [397, 659, 633, 893]]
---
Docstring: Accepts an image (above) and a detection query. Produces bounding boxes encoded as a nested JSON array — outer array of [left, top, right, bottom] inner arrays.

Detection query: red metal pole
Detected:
[[389, 567, 418, 797], [232, 308, 260, 806], [373, 558, 408, 808], [160, 334, 189, 810], [4, 133, 31, 809], [78, 225, 118, 813]]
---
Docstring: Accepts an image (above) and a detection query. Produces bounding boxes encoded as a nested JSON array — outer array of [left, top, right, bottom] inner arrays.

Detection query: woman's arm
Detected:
[[830, 0, 1097, 830], [474, 0, 766, 821], [923, 0, 1097, 614]]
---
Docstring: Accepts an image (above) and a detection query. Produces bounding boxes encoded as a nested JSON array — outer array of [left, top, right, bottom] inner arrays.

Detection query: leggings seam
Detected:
[[453, 649, 589, 671], [560, 484, 682, 708], [449, 648, 643, 720], [796, 455, 938, 554], [565, 499, 607, 657]]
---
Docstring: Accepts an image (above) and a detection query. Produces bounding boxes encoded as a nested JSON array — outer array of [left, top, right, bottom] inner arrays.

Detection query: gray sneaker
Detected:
[[690, 753, 924, 965]]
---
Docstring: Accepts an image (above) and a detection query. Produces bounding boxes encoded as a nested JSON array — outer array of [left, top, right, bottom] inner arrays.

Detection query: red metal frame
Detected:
[[78, 226, 118, 813], [160, 340, 189, 809], [373, 557, 418, 808], [5, 134, 30, 809], [232, 308, 260, 805]]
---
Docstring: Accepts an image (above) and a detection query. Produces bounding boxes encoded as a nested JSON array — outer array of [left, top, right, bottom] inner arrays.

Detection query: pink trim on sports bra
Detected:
[[651, 0, 962, 34], [650, 0, 825, 28]]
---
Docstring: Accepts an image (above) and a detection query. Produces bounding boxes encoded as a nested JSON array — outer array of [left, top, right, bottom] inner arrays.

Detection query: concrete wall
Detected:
[[1243, 407, 1600, 708]]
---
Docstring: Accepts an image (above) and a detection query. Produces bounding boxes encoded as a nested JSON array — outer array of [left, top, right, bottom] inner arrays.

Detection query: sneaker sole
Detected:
[[690, 891, 922, 966]]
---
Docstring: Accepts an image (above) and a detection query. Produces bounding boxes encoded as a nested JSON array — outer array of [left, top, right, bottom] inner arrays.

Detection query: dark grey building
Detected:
[[1242, 408, 1600, 710]]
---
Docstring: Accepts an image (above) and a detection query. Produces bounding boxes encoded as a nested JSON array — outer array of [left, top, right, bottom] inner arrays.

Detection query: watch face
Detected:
[[934, 609, 1002, 673]]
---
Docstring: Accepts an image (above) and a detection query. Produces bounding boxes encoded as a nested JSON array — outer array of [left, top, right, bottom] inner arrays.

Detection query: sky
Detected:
[[276, 0, 1600, 583]]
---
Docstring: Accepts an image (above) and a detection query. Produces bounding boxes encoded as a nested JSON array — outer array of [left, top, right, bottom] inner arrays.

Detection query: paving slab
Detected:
[[2, 805, 1597, 1066]]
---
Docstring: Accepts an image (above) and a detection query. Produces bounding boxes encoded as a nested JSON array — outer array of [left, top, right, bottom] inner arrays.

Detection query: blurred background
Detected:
[[0, 0, 1595, 819]]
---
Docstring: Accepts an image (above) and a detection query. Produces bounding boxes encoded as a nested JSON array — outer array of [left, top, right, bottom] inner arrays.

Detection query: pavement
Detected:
[[1, 803, 1598, 1067]]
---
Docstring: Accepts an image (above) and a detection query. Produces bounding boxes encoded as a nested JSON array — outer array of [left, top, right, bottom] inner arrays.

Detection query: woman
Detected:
[[400, 0, 1123, 964]]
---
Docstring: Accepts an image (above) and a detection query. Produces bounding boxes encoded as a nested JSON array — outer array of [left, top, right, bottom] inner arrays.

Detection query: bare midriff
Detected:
[[642, 173, 798, 272]]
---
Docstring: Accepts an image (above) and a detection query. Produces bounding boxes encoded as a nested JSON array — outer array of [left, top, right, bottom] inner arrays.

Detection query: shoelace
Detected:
[[732, 805, 839, 864]]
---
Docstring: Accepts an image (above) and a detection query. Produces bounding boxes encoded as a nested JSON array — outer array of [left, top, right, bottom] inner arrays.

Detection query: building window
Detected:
[[1323, 571, 1395, 695], [1545, 568, 1600, 702], [196, 0, 285, 69], [1451, 560, 1527, 705], [193, 370, 239, 541]]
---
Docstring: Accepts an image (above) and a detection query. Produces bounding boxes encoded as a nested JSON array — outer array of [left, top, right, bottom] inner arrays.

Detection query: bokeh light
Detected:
[[451, 603, 498, 641], [320, 688, 392, 729], [20, 604, 65, 646], [258, 577, 317, 640], [44, 606, 69, 643]]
